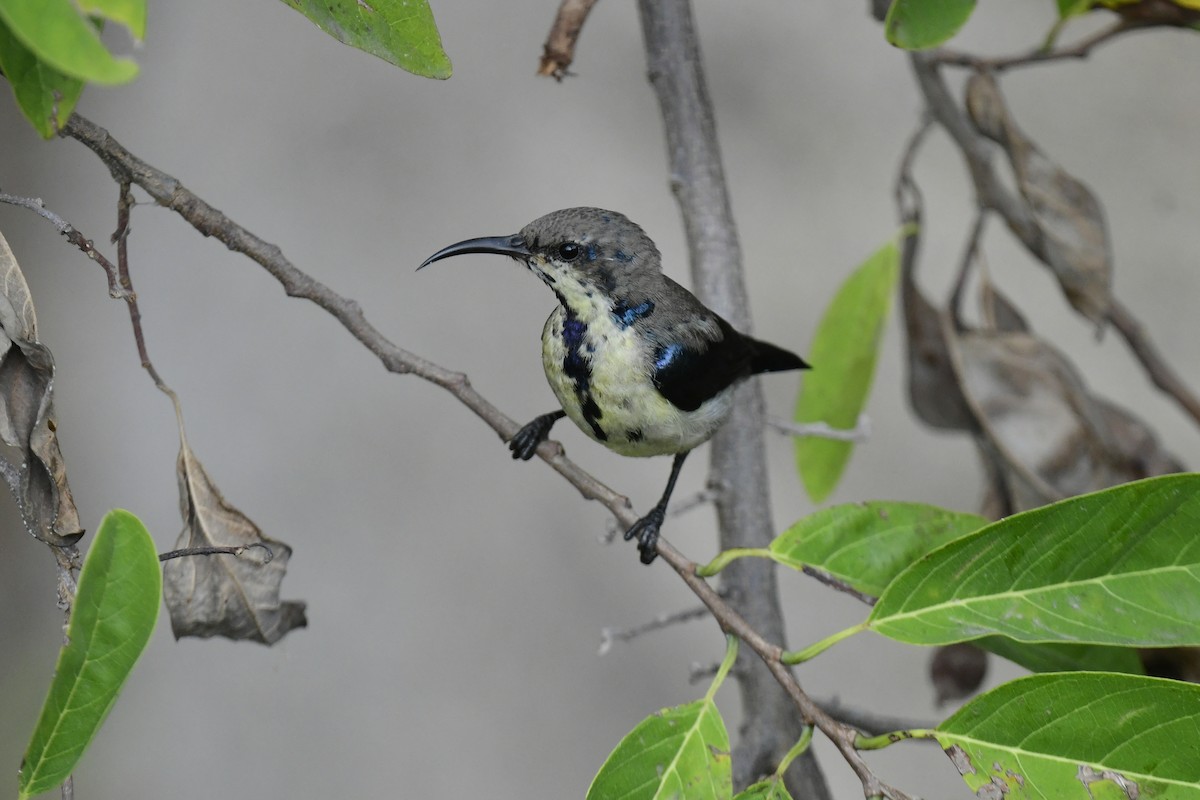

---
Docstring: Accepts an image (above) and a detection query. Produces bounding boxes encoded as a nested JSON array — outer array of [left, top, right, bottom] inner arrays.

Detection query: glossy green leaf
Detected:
[[0, 15, 84, 138], [794, 241, 898, 502], [18, 510, 160, 800], [869, 474, 1200, 648], [773, 502, 987, 597], [586, 699, 730, 800], [587, 637, 736, 800], [936, 672, 1200, 798], [885, 0, 977, 50], [771, 502, 1139, 675], [280, 0, 451, 79], [0, 0, 138, 83]]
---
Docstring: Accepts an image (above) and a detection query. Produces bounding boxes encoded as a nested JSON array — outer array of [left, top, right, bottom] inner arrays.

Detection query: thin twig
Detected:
[[1107, 298, 1200, 424], [669, 481, 725, 516], [0, 192, 131, 299], [598, 600, 718, 655], [767, 415, 871, 443], [931, 19, 1143, 72], [537, 0, 600, 80], [158, 543, 275, 563], [112, 182, 170, 392]]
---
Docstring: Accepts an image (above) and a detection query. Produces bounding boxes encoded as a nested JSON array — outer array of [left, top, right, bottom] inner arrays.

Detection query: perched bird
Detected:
[[420, 207, 809, 564]]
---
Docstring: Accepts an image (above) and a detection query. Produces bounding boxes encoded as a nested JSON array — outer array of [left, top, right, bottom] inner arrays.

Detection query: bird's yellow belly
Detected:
[[541, 310, 733, 457]]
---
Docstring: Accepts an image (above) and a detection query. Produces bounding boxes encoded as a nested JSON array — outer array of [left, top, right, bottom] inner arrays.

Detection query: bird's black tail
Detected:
[[749, 338, 810, 375]]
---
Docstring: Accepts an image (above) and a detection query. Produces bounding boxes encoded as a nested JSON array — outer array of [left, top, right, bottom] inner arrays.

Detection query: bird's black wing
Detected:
[[650, 317, 759, 412]]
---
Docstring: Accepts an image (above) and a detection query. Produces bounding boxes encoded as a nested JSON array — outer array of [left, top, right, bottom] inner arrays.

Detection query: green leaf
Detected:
[[587, 637, 736, 800], [586, 699, 731, 800], [280, 0, 451, 79], [18, 510, 160, 800], [0, 15, 84, 138], [794, 240, 898, 502], [0, 0, 139, 84], [773, 502, 987, 597], [936, 672, 1200, 798], [868, 474, 1200, 649], [885, 0, 977, 50], [769, 503, 1141, 675]]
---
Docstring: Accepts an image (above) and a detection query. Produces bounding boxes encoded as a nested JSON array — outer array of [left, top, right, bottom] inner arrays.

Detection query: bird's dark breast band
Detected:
[[560, 310, 607, 441]]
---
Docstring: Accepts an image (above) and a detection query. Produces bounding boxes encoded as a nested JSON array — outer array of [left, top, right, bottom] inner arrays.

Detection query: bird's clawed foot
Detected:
[[624, 506, 665, 565], [509, 410, 567, 460]]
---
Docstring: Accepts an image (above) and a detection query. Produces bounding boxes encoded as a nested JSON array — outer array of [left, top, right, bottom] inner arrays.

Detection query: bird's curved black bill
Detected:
[[417, 235, 531, 270]]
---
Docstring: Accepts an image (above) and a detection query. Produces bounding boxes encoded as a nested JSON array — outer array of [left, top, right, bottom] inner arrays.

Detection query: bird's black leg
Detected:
[[624, 450, 690, 565], [509, 410, 567, 460]]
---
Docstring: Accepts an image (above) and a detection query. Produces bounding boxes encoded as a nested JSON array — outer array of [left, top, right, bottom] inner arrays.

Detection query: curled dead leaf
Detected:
[[951, 282, 1181, 514], [898, 177, 976, 431], [966, 73, 1113, 329], [162, 398, 306, 645], [0, 230, 82, 546]]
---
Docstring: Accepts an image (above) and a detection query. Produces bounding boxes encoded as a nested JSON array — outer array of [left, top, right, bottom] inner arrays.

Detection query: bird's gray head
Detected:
[[419, 207, 662, 311]]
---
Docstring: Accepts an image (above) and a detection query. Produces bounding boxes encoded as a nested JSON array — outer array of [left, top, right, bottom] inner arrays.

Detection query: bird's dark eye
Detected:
[[557, 242, 581, 262]]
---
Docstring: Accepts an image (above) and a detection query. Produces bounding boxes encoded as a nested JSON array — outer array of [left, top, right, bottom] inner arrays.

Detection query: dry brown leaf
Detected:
[[977, 268, 1029, 334], [0, 230, 82, 546], [966, 73, 1113, 329], [898, 195, 976, 431], [162, 397, 306, 644], [952, 281, 1181, 515], [954, 330, 1115, 507]]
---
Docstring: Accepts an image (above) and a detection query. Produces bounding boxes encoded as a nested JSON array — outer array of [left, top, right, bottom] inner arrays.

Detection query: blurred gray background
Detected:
[[1, 1, 1197, 797]]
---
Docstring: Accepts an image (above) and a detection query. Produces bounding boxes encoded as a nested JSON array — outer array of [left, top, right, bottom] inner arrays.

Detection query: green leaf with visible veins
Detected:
[[794, 240, 898, 502], [0, 15, 84, 138], [885, 0, 977, 50], [936, 672, 1200, 798], [868, 474, 1200, 649], [774, 501, 1142, 674], [773, 501, 987, 597], [280, 0, 451, 79], [586, 699, 731, 800], [18, 510, 160, 800], [0, 0, 139, 83]]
